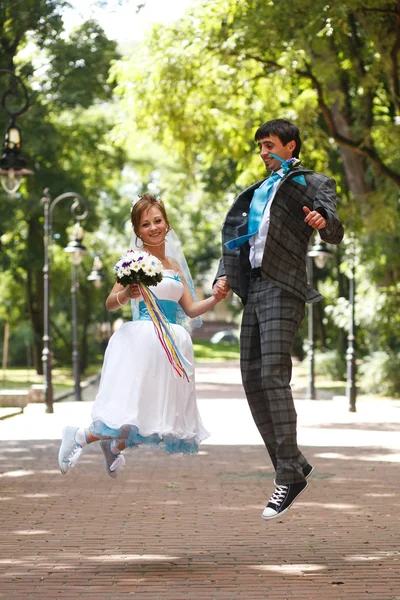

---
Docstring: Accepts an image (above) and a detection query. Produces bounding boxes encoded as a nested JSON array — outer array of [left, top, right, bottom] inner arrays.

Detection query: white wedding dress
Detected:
[[90, 270, 209, 454]]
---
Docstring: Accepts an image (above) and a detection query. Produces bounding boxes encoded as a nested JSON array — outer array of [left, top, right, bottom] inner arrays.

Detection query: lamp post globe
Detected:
[[307, 241, 334, 269]]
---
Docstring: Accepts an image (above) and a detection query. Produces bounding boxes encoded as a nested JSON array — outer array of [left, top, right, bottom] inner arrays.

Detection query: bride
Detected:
[[58, 194, 228, 477]]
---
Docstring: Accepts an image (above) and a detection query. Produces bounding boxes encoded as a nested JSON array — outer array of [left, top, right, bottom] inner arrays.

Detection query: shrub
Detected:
[[314, 350, 346, 381], [359, 351, 400, 397]]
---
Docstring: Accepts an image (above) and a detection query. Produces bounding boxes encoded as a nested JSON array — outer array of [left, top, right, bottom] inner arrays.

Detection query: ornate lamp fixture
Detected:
[[0, 70, 33, 194], [307, 240, 334, 269], [88, 255, 105, 288]]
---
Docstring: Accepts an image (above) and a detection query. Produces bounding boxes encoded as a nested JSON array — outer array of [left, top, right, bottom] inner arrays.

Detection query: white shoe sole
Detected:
[[58, 426, 79, 475]]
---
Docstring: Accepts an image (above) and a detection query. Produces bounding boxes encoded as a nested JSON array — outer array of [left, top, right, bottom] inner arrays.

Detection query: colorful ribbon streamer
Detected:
[[138, 282, 191, 381]]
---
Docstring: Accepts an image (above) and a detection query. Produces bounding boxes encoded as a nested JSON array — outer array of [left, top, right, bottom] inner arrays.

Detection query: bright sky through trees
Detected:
[[63, 0, 195, 43]]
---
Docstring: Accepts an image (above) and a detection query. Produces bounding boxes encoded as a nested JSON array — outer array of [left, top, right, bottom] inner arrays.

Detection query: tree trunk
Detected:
[[330, 100, 372, 198]]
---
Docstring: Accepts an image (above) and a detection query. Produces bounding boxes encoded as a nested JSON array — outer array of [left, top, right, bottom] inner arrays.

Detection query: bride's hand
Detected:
[[125, 284, 140, 299]]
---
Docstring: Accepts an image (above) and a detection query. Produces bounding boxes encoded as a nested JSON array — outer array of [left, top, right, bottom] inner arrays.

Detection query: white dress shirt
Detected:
[[249, 168, 284, 268]]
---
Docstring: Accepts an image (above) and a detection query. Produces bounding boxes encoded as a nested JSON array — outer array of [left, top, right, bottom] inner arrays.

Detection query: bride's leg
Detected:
[[59, 426, 127, 476], [85, 431, 126, 449]]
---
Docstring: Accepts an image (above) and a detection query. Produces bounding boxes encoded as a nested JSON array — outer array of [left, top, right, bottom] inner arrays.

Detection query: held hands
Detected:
[[303, 206, 326, 230], [213, 276, 230, 301]]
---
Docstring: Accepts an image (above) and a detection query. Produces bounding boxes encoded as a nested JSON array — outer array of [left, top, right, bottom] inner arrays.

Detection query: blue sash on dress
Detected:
[[138, 300, 178, 325]]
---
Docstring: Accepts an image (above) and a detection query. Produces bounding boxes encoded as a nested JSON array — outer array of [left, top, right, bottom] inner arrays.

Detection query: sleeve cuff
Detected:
[[315, 207, 328, 219]]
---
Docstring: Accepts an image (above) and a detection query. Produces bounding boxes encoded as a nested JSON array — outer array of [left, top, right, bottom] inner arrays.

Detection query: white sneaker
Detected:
[[58, 426, 83, 475], [100, 441, 125, 478]]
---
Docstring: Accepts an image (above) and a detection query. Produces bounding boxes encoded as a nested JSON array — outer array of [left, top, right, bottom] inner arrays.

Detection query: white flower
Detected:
[[154, 261, 163, 274], [143, 264, 155, 275], [114, 250, 163, 284]]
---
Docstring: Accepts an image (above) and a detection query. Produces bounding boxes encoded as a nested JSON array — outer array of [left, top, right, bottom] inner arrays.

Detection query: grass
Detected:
[[193, 340, 240, 362], [0, 353, 346, 396], [0, 365, 102, 394], [0, 345, 241, 392], [292, 359, 346, 395]]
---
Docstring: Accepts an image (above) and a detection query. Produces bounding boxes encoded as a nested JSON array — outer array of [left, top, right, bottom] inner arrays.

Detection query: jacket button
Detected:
[[242, 212, 247, 217]]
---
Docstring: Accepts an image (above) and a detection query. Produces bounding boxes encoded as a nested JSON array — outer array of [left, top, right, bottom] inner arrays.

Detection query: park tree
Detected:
[[113, 0, 400, 217], [111, 0, 400, 392], [0, 0, 125, 373]]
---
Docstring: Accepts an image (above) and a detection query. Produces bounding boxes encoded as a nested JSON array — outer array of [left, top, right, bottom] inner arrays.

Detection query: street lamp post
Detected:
[[87, 255, 104, 288], [64, 225, 88, 402], [0, 69, 33, 194], [306, 239, 334, 400], [346, 235, 357, 412], [41, 189, 88, 413], [306, 252, 316, 400]]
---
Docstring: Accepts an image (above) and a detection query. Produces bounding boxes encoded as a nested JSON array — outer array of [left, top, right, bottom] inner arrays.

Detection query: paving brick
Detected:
[[1, 364, 400, 599]]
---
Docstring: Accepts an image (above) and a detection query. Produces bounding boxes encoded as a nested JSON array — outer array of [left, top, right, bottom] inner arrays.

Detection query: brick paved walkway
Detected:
[[1, 363, 400, 599]]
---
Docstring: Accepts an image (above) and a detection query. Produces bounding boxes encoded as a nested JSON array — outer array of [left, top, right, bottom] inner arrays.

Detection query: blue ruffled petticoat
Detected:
[[89, 421, 199, 455]]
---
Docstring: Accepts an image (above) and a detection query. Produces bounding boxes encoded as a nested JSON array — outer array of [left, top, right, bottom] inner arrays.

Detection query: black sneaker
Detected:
[[262, 481, 308, 520], [274, 463, 314, 485], [303, 463, 314, 479]]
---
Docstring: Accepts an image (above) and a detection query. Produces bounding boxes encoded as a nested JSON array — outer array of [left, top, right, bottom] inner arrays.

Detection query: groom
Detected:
[[213, 118, 344, 520]]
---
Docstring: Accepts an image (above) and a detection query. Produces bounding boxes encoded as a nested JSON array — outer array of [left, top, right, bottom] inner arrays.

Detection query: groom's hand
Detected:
[[303, 206, 326, 230], [213, 276, 230, 301]]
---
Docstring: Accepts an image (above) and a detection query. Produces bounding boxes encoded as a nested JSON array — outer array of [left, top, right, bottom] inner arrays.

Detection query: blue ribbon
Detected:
[[138, 299, 178, 324], [225, 172, 281, 250], [269, 153, 307, 186]]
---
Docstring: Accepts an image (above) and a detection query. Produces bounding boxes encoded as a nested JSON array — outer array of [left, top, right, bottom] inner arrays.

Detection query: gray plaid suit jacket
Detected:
[[215, 167, 344, 305]]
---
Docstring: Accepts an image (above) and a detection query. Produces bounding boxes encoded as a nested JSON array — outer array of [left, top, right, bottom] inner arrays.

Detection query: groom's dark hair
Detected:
[[254, 119, 302, 158]]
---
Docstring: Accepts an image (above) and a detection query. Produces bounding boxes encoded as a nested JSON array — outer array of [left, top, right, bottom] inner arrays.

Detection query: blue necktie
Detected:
[[225, 172, 281, 250]]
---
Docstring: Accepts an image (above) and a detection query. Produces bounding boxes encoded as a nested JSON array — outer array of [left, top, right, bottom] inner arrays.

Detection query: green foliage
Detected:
[[193, 339, 240, 362], [0, 320, 33, 368], [111, 1, 400, 382], [359, 351, 400, 397], [315, 350, 347, 382], [0, 0, 127, 373], [1, 0, 399, 386], [45, 20, 119, 109]]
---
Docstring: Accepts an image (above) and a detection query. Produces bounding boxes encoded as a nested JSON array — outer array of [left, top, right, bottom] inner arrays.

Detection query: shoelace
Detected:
[[269, 485, 288, 507], [110, 454, 126, 473], [68, 446, 82, 468]]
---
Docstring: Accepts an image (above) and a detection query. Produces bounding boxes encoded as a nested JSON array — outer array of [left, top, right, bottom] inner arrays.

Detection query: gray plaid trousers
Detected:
[[240, 279, 309, 485]]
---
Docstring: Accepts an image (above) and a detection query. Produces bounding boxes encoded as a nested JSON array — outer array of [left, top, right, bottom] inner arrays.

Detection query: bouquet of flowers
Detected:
[[113, 250, 190, 381], [114, 250, 163, 287]]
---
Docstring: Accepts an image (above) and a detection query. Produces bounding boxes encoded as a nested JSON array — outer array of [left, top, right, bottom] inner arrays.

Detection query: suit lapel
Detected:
[[278, 166, 313, 187]]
